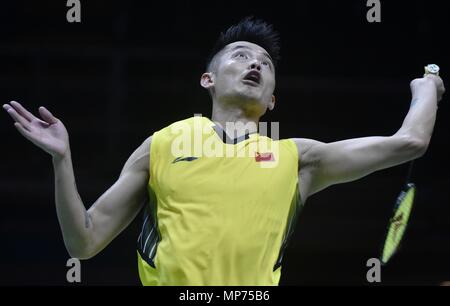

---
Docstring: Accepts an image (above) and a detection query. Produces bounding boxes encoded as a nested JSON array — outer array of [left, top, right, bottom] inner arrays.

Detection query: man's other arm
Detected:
[[293, 74, 445, 202]]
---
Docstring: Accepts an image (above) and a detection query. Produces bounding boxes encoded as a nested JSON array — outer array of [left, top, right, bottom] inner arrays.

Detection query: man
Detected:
[[3, 17, 445, 285]]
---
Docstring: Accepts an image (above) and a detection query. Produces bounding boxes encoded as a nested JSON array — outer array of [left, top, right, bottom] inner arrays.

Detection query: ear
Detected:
[[268, 95, 276, 111], [200, 72, 214, 89]]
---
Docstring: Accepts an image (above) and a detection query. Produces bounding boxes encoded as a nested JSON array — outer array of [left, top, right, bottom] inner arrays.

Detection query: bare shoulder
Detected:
[[291, 138, 324, 169], [291, 138, 326, 203], [121, 135, 152, 175]]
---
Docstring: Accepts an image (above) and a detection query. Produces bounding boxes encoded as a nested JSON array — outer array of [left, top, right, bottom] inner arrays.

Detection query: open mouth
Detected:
[[242, 70, 261, 86]]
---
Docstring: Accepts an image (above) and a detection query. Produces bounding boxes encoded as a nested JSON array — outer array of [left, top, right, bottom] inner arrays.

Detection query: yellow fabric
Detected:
[[138, 116, 300, 285]]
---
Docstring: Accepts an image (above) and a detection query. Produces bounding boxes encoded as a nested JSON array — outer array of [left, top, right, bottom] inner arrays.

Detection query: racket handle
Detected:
[[424, 64, 440, 76]]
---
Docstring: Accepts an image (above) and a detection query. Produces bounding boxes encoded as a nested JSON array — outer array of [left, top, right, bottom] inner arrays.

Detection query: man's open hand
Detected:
[[3, 101, 69, 159]]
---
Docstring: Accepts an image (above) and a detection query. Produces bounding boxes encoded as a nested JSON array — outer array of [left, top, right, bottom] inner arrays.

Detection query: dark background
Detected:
[[1, 0, 449, 285]]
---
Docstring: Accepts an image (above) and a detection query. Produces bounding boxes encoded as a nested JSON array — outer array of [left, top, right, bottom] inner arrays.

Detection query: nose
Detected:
[[249, 60, 262, 71]]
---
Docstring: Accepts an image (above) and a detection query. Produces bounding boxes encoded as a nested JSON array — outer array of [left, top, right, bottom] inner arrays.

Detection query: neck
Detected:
[[211, 102, 260, 139]]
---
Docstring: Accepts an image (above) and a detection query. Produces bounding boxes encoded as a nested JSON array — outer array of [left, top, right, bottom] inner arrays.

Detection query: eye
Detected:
[[234, 52, 248, 59]]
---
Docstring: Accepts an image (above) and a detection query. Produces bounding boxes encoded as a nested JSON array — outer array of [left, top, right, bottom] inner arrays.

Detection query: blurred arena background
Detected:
[[1, 0, 449, 285]]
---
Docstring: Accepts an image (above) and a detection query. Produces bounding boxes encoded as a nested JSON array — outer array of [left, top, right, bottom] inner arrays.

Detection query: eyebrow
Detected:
[[229, 45, 273, 64]]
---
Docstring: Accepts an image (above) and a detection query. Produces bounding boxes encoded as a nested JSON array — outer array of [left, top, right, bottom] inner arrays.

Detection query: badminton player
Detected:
[[2, 17, 445, 285]]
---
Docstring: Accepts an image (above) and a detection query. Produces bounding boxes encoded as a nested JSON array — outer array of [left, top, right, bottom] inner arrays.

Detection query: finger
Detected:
[[424, 74, 444, 87], [38, 106, 58, 124], [10, 101, 36, 122], [14, 122, 34, 141], [4, 105, 31, 130], [424, 74, 442, 83], [424, 73, 438, 79]]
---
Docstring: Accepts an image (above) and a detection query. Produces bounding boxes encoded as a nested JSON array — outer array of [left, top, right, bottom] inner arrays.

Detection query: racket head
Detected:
[[380, 183, 416, 265]]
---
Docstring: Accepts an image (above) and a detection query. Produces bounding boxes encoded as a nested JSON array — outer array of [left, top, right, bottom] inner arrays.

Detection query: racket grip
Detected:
[[424, 64, 440, 76]]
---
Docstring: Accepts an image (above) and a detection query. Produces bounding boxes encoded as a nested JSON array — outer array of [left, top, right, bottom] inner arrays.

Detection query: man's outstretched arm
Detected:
[[3, 101, 151, 259], [294, 74, 445, 202], [53, 136, 151, 259]]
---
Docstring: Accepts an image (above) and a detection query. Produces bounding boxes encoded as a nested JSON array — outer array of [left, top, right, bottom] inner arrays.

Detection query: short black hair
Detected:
[[206, 17, 280, 70]]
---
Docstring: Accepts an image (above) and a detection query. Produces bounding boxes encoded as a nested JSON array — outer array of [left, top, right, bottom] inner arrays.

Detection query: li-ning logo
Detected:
[[172, 156, 199, 164], [255, 152, 274, 162]]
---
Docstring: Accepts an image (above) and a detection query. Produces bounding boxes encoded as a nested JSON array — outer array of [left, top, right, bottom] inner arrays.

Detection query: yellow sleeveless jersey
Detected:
[[137, 116, 301, 286]]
